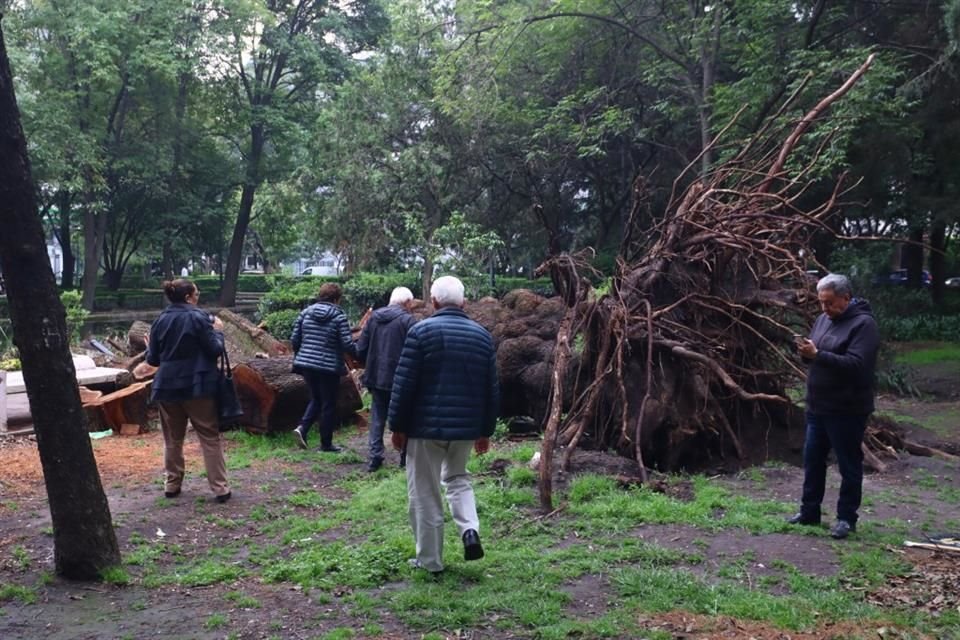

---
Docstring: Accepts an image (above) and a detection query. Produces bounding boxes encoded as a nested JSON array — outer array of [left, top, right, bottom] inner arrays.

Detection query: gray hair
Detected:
[[816, 273, 852, 297], [388, 286, 414, 306], [430, 276, 465, 307]]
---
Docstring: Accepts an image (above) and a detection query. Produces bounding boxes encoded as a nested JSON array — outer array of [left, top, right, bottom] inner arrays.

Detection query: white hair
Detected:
[[430, 276, 465, 307], [817, 273, 852, 297], [388, 286, 414, 306]]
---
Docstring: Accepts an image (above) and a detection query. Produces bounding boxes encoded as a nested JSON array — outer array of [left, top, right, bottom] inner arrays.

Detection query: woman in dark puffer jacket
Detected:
[[290, 283, 357, 451]]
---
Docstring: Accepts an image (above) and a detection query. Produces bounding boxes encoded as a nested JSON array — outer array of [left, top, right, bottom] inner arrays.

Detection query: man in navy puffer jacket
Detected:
[[389, 276, 499, 574], [291, 283, 357, 452]]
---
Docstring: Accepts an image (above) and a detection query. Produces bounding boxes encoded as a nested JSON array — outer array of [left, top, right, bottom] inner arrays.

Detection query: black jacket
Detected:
[[388, 307, 499, 440], [356, 305, 416, 391], [146, 303, 224, 403], [805, 298, 880, 415], [291, 302, 357, 375]]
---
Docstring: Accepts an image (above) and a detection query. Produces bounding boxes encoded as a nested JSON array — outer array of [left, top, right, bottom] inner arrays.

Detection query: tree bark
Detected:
[[0, 21, 120, 579], [221, 125, 265, 307], [80, 205, 105, 309]]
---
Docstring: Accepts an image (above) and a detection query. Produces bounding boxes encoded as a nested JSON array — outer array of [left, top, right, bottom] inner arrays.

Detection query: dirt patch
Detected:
[[867, 548, 960, 617], [561, 573, 611, 620], [632, 523, 841, 581], [635, 611, 924, 640]]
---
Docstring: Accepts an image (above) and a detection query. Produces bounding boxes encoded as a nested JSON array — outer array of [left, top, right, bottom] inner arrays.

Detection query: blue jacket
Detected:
[[146, 303, 224, 403], [291, 302, 357, 375], [356, 304, 416, 391], [805, 298, 880, 415], [388, 307, 499, 440]]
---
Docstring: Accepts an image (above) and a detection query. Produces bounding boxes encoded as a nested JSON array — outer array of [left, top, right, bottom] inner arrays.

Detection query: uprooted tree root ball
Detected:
[[532, 55, 880, 505]]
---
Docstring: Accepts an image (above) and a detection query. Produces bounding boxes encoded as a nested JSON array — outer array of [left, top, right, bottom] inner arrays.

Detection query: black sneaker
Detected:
[[462, 529, 484, 561], [786, 513, 820, 526], [293, 426, 307, 450], [320, 444, 342, 453], [830, 520, 855, 539], [367, 457, 384, 472]]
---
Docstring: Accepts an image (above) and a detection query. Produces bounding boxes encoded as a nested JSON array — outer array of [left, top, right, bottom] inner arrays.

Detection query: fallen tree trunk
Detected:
[[232, 356, 361, 433], [219, 309, 290, 359]]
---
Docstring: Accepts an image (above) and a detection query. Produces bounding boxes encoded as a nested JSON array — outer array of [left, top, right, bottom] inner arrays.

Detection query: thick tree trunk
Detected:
[[232, 356, 361, 433], [218, 309, 290, 358], [0, 22, 121, 579], [222, 126, 265, 307]]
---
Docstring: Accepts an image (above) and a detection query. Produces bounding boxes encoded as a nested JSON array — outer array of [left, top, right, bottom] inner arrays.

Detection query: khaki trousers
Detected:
[[405, 438, 479, 572], [158, 397, 229, 497]]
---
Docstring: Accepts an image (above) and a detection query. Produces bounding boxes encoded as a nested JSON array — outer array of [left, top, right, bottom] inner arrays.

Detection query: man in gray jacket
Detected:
[[389, 276, 499, 574], [356, 286, 416, 471], [789, 273, 880, 539]]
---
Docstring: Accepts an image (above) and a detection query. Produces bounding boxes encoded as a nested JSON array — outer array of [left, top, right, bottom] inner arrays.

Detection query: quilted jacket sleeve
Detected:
[[387, 328, 423, 434]]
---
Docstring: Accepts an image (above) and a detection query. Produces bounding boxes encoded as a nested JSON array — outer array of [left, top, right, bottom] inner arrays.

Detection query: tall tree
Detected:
[[0, 16, 120, 580], [210, 0, 387, 306]]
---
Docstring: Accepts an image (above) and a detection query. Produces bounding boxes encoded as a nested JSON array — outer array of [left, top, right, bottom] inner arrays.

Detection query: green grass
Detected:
[[0, 583, 37, 604], [204, 613, 228, 630], [894, 343, 960, 366], [60, 433, 955, 639]]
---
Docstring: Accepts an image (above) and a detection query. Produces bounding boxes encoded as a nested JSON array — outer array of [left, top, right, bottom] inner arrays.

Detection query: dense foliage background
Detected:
[[2, 0, 958, 311]]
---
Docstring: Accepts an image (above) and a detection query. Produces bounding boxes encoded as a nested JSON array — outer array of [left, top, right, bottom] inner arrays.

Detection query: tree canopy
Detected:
[[3, 0, 958, 306]]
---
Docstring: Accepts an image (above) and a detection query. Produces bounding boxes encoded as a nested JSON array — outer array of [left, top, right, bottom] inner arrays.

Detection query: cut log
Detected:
[[78, 386, 103, 404], [219, 308, 290, 360], [128, 320, 151, 354], [232, 355, 362, 433], [83, 381, 152, 433]]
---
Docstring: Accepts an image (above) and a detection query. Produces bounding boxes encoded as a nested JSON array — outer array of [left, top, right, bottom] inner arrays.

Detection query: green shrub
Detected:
[[259, 278, 341, 315], [60, 290, 88, 344], [261, 309, 300, 341], [343, 272, 421, 317], [878, 314, 960, 342]]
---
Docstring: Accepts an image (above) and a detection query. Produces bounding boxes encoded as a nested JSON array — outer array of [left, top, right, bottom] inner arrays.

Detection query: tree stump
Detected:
[[232, 355, 362, 433], [82, 381, 151, 432]]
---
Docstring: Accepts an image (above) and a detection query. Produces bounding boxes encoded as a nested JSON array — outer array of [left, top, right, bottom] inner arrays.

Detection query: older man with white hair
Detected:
[[789, 273, 880, 539], [388, 276, 500, 574], [356, 286, 416, 472]]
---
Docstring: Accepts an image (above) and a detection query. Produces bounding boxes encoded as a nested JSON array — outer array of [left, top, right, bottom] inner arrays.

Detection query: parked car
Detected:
[[299, 264, 339, 277], [874, 268, 931, 287], [946, 276, 960, 289]]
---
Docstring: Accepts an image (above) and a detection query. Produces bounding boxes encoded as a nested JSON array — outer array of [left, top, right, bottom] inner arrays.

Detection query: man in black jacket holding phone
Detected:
[[789, 273, 880, 539]]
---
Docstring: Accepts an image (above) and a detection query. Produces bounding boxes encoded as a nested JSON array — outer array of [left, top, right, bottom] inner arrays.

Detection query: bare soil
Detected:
[[1, 393, 959, 639]]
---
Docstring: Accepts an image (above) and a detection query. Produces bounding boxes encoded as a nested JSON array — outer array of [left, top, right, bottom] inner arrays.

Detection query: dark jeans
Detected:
[[298, 371, 341, 448], [368, 387, 391, 461], [800, 411, 869, 525]]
